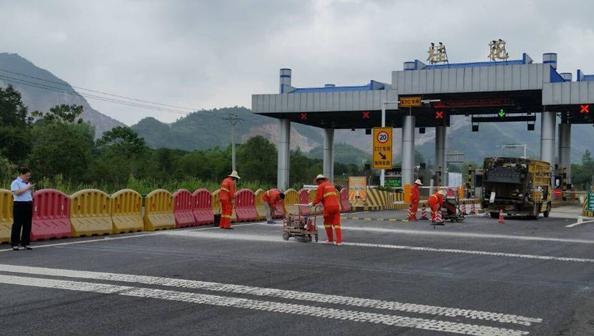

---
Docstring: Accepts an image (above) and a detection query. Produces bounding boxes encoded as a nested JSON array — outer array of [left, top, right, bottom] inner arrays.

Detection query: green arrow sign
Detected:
[[498, 109, 506, 118]]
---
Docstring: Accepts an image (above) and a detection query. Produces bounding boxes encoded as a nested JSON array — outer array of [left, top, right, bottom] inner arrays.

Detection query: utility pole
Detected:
[[223, 113, 241, 171]]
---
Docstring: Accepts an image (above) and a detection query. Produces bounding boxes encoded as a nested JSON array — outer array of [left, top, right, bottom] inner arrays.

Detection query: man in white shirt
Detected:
[[10, 167, 34, 251]]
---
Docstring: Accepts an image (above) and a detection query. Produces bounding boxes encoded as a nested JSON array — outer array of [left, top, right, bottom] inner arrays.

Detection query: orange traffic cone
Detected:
[[498, 209, 505, 224]]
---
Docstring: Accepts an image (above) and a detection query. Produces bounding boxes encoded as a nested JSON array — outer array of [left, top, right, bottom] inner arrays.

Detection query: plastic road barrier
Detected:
[[70, 189, 113, 237], [340, 188, 352, 212], [283, 188, 299, 215], [110, 189, 143, 234], [173, 189, 196, 228], [235, 189, 258, 222], [31, 189, 72, 240], [254, 189, 267, 220], [192, 189, 214, 225], [0, 189, 12, 244], [144, 189, 175, 231]]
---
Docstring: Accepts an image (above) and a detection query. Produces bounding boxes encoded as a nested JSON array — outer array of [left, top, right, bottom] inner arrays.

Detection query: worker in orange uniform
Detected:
[[427, 189, 446, 225], [263, 188, 285, 224], [309, 174, 342, 246], [408, 179, 423, 221], [219, 170, 240, 230]]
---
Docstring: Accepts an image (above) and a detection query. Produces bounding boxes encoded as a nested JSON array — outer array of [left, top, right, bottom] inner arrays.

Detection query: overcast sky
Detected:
[[1, 0, 594, 125]]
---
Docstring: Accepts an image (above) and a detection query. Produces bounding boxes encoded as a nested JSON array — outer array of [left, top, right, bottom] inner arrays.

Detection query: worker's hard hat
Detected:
[[414, 179, 423, 185], [438, 189, 446, 196], [314, 174, 327, 182], [228, 170, 241, 179]]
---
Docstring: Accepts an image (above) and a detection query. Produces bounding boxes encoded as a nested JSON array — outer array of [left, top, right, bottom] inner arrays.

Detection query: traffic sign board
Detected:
[[400, 96, 422, 107], [588, 192, 594, 211], [372, 127, 393, 169]]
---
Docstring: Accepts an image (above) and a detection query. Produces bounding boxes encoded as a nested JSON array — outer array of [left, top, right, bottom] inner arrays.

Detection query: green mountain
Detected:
[[307, 143, 369, 165], [0, 53, 124, 137], [132, 106, 324, 151]]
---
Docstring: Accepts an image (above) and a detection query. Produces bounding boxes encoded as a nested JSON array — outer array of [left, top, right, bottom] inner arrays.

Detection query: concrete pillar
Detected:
[[401, 116, 415, 185], [279, 68, 291, 93], [277, 119, 291, 190], [558, 123, 572, 184], [540, 111, 556, 164], [435, 126, 447, 186], [323, 128, 335, 181]]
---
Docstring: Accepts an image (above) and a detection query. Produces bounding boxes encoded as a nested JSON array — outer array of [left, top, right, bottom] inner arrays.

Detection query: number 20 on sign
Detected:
[[372, 127, 393, 169]]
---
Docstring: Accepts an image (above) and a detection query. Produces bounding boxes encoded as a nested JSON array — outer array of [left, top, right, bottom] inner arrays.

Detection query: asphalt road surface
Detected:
[[1, 209, 593, 336]]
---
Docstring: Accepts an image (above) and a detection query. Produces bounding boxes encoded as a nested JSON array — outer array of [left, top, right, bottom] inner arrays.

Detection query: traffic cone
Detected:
[[498, 209, 505, 224], [420, 203, 428, 220]]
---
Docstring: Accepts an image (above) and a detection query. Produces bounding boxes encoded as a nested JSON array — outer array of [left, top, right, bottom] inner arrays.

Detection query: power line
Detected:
[[0, 68, 197, 114], [0, 73, 191, 115]]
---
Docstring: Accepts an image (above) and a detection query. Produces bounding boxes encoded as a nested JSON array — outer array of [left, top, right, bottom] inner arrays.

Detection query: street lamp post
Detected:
[[223, 113, 241, 171]]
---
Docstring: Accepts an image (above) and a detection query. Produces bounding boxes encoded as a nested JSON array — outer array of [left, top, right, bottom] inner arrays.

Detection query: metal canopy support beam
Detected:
[[540, 111, 556, 164], [401, 116, 415, 185], [435, 126, 447, 186], [277, 119, 291, 190], [323, 128, 335, 182], [558, 123, 571, 184]]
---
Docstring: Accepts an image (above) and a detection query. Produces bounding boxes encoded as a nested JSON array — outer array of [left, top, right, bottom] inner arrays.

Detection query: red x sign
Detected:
[[435, 111, 444, 119], [362, 111, 370, 119], [299, 112, 307, 120], [580, 105, 590, 113]]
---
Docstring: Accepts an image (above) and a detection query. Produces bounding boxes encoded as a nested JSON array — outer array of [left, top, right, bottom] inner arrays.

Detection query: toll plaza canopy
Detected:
[[251, 52, 594, 189]]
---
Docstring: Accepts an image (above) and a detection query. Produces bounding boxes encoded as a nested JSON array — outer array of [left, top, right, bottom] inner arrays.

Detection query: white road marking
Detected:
[[165, 230, 594, 264], [0, 264, 541, 327], [0, 274, 532, 336], [343, 242, 594, 264], [566, 218, 594, 228], [0, 222, 266, 253], [259, 223, 594, 245]]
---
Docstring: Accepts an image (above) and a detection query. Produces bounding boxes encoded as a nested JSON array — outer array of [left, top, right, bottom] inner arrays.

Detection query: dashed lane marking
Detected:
[[0, 264, 542, 327], [0, 274, 534, 336]]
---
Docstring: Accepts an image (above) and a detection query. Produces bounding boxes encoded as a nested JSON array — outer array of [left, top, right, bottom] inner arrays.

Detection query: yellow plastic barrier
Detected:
[[0, 189, 12, 244], [283, 188, 299, 215], [111, 189, 143, 233], [212, 189, 237, 221], [254, 189, 267, 220], [143, 189, 175, 231], [403, 184, 412, 204], [308, 189, 317, 203], [70, 189, 113, 237]]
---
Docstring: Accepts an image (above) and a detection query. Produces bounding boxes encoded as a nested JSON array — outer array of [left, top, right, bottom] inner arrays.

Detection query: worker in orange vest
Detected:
[[309, 174, 342, 245], [219, 170, 240, 230], [408, 179, 423, 221], [427, 189, 446, 225], [263, 188, 285, 224]]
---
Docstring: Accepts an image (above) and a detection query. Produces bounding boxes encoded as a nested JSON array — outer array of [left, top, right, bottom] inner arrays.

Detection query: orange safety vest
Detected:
[[313, 181, 339, 209], [263, 189, 282, 206], [219, 177, 236, 202]]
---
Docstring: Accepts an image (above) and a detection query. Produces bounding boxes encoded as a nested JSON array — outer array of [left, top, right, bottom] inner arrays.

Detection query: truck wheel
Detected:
[[543, 203, 551, 218], [282, 232, 290, 241]]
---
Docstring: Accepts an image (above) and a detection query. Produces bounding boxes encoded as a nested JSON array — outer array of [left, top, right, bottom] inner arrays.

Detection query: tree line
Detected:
[[0, 86, 361, 193]]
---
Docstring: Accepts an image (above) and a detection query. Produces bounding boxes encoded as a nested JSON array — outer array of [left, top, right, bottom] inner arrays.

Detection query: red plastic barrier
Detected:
[[298, 189, 311, 216], [340, 188, 351, 213], [173, 189, 196, 228], [31, 189, 72, 241], [235, 189, 258, 222], [192, 189, 214, 226]]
